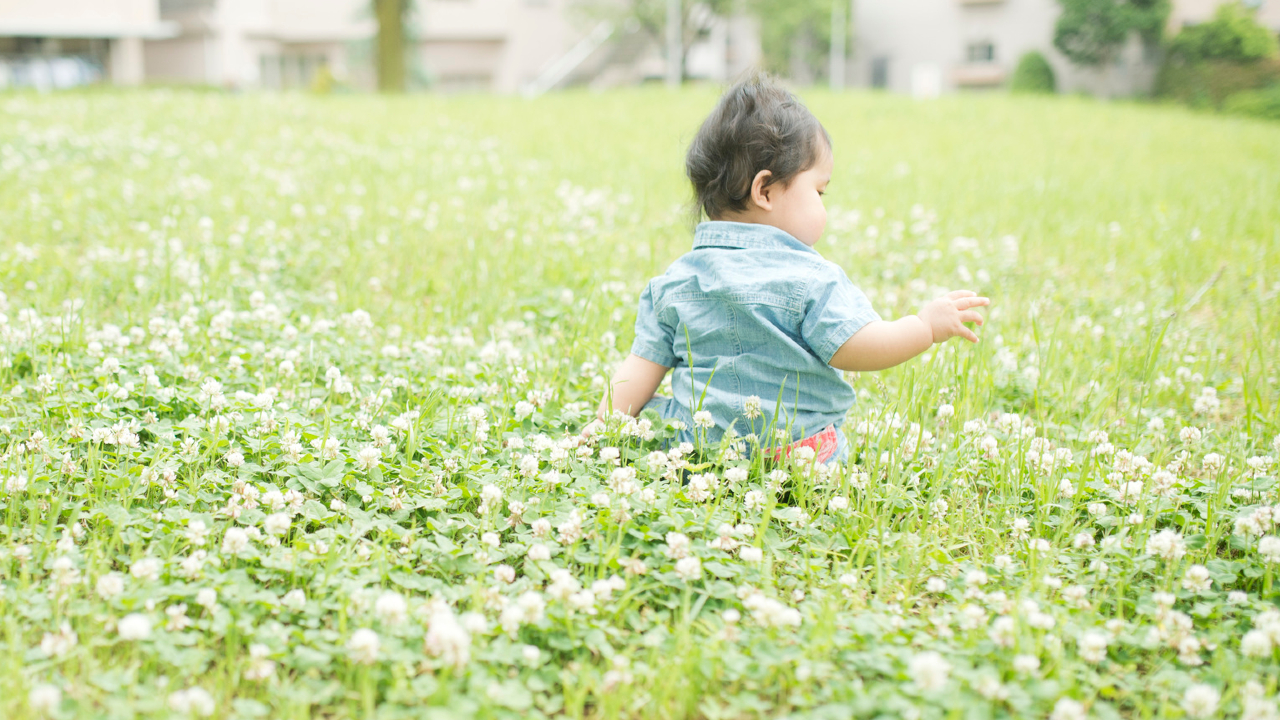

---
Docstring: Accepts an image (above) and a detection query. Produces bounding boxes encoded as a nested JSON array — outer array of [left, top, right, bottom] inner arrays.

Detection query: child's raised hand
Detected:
[[918, 290, 990, 344]]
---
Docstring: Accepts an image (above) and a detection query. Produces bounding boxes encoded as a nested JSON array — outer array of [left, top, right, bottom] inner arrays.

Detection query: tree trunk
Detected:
[[666, 0, 682, 87], [829, 0, 846, 89], [375, 0, 407, 93]]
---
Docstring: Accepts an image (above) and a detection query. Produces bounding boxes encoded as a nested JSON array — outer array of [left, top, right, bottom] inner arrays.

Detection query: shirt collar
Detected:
[[692, 221, 818, 255]]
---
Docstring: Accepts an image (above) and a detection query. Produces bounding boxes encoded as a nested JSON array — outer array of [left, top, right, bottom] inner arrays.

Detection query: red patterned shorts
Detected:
[[771, 424, 839, 464]]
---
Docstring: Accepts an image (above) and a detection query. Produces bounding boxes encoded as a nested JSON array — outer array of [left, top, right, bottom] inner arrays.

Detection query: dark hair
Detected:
[[685, 73, 831, 220]]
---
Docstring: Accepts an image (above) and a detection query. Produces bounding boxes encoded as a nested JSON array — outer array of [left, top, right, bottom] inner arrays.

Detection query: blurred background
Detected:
[[0, 0, 1277, 114]]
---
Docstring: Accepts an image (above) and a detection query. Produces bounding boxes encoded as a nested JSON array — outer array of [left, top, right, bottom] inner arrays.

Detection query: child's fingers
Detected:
[[959, 296, 990, 309], [959, 310, 984, 325], [958, 326, 980, 343], [946, 290, 977, 300]]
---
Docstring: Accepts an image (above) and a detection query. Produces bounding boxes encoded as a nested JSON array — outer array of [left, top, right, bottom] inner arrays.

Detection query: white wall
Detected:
[[0, 0, 160, 30]]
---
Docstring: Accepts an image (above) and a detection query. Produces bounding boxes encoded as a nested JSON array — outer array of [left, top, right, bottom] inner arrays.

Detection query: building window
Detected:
[[966, 41, 995, 63], [871, 56, 889, 88]]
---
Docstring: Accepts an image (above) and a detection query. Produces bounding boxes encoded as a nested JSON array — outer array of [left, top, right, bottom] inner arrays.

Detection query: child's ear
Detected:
[[750, 170, 773, 211]]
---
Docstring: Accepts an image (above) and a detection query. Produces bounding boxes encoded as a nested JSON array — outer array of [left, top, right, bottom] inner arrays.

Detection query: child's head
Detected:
[[686, 74, 833, 246]]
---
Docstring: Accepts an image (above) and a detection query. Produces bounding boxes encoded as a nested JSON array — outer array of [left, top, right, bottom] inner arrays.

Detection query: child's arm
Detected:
[[596, 353, 671, 420], [829, 290, 989, 372]]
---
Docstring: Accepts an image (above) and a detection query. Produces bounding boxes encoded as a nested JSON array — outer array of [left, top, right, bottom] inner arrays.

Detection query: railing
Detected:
[[0, 55, 105, 90], [520, 20, 614, 97]]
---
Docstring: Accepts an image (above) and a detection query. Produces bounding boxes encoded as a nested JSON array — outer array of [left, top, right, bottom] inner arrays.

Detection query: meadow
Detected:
[[0, 86, 1278, 719]]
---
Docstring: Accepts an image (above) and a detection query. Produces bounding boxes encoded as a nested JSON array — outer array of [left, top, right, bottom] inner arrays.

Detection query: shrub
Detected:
[[1011, 51, 1057, 93], [1156, 58, 1280, 107], [1168, 2, 1279, 63], [1224, 84, 1280, 120]]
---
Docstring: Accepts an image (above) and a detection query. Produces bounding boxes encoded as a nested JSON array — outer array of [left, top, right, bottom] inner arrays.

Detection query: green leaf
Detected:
[[703, 561, 738, 579]]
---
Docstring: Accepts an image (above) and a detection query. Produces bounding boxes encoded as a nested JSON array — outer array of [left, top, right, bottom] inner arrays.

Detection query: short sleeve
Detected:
[[630, 281, 677, 368], [801, 263, 882, 364]]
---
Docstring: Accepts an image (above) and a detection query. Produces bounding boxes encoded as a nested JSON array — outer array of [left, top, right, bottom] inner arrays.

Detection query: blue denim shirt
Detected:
[[632, 221, 881, 457]]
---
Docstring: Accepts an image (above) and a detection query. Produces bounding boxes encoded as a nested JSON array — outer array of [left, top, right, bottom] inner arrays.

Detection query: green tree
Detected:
[[572, 0, 735, 78], [1168, 2, 1279, 63], [1053, 0, 1169, 67], [749, 0, 837, 84]]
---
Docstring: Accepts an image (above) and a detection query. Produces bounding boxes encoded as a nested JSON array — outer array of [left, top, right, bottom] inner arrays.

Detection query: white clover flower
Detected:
[[965, 569, 988, 587], [926, 577, 947, 593], [742, 395, 762, 419], [674, 557, 702, 581], [936, 404, 954, 421], [1012, 654, 1040, 674], [1182, 564, 1212, 593], [742, 592, 801, 628], [347, 628, 379, 664], [907, 650, 951, 692], [168, 687, 215, 716], [423, 607, 471, 669], [664, 532, 691, 559], [1193, 388, 1220, 415], [222, 527, 250, 555], [118, 613, 152, 641], [197, 588, 218, 609], [1242, 629, 1273, 658], [375, 591, 407, 626], [739, 546, 763, 563], [40, 622, 78, 658], [1182, 683, 1220, 719], [1049, 697, 1087, 720], [1072, 532, 1095, 549], [29, 683, 62, 713], [1202, 453, 1224, 472], [264, 512, 290, 537], [281, 589, 306, 610], [493, 564, 516, 584], [129, 557, 161, 583], [97, 573, 126, 599], [527, 543, 551, 562], [829, 495, 850, 512], [1259, 536, 1280, 564], [355, 446, 381, 472], [1145, 528, 1186, 561], [1077, 630, 1108, 663], [244, 643, 277, 682], [989, 616, 1015, 647], [1116, 481, 1143, 503]]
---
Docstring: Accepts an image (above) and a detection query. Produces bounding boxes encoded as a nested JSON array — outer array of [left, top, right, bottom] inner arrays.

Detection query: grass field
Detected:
[[1, 86, 1279, 719]]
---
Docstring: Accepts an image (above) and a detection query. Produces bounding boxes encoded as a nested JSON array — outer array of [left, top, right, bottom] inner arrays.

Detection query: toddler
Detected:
[[599, 75, 989, 464]]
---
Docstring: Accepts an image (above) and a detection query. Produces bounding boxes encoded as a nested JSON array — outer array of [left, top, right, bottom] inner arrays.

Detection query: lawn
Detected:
[[1, 86, 1278, 719]]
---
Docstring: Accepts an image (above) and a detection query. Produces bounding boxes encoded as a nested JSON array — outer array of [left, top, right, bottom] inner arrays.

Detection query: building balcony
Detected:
[[953, 63, 1005, 87]]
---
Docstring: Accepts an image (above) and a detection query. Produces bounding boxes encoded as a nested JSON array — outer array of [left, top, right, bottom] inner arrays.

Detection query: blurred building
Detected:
[[136, 0, 759, 93], [145, 0, 578, 92], [850, 0, 1280, 97], [0, 0, 176, 90]]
